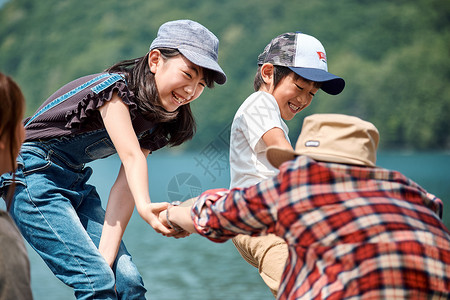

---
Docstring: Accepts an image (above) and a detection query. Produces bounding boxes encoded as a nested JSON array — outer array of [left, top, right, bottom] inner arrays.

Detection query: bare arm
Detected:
[[261, 127, 293, 150], [161, 130, 293, 237], [98, 93, 172, 265], [162, 198, 197, 234], [98, 164, 135, 266]]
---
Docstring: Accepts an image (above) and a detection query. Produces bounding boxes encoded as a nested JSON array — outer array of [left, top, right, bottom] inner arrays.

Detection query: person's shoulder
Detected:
[[232, 92, 257, 128], [248, 91, 276, 103], [60, 72, 112, 90], [237, 91, 276, 112], [76, 72, 126, 84], [72, 72, 107, 83], [233, 92, 256, 118]]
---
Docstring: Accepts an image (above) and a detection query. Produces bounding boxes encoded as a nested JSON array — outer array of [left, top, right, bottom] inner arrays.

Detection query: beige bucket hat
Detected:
[[266, 114, 380, 168]]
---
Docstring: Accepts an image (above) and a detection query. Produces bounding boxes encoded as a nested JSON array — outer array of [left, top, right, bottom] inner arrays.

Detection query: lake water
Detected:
[[14, 151, 450, 299]]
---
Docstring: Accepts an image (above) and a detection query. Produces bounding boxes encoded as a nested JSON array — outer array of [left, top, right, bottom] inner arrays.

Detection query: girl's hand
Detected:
[[137, 202, 172, 234]]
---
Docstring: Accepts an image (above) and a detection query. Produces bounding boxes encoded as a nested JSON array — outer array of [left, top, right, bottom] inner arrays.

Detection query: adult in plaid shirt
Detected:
[[164, 114, 450, 299]]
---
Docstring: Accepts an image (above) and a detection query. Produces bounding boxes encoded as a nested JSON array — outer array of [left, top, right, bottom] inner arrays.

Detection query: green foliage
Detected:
[[1, 0, 449, 150]]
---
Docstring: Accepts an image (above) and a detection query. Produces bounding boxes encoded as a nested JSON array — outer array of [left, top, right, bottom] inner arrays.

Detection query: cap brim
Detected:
[[266, 146, 298, 168], [289, 67, 345, 95], [179, 48, 227, 85]]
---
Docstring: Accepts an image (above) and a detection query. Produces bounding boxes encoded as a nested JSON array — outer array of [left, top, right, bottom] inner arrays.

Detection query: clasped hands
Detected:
[[158, 203, 190, 239], [144, 198, 196, 238]]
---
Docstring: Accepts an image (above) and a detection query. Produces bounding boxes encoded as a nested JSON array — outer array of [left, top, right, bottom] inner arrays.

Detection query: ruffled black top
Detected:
[[24, 73, 168, 152]]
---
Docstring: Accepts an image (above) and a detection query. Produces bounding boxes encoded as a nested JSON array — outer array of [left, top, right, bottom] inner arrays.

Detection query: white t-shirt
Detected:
[[229, 91, 290, 189]]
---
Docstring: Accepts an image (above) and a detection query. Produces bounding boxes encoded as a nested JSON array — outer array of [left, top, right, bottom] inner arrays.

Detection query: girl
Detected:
[[0, 20, 226, 299], [0, 72, 33, 299]]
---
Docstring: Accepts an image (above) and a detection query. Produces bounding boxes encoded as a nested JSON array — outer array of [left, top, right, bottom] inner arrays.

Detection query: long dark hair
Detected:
[[0, 73, 25, 210], [106, 48, 216, 147]]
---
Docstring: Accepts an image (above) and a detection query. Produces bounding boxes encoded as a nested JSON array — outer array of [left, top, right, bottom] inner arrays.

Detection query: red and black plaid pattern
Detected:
[[193, 156, 450, 299]]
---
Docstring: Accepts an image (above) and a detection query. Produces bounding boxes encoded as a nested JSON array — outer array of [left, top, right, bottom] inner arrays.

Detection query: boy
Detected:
[[228, 32, 345, 296]]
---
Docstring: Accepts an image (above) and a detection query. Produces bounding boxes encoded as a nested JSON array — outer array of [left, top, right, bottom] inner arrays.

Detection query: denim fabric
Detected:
[[1, 129, 147, 300]]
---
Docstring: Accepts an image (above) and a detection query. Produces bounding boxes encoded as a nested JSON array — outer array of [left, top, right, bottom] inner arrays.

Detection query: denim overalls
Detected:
[[0, 72, 151, 299], [0, 129, 147, 299]]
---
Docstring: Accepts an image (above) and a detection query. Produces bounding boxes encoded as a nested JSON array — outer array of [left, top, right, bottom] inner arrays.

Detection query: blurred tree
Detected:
[[0, 0, 449, 150]]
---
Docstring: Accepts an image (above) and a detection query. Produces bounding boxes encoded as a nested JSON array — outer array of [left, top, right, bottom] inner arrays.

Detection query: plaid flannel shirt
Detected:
[[192, 156, 450, 299]]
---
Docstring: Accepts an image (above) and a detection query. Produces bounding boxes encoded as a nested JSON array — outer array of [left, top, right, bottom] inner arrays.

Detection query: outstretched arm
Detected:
[[160, 198, 197, 234], [98, 164, 135, 266], [98, 93, 174, 265], [167, 186, 279, 243]]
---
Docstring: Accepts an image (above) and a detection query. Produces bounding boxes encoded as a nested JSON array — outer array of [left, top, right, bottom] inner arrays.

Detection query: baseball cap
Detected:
[[257, 32, 345, 95], [266, 114, 379, 168], [150, 20, 227, 85]]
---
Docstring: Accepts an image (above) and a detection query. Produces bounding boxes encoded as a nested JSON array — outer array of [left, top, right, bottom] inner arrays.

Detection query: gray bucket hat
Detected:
[[150, 20, 227, 85]]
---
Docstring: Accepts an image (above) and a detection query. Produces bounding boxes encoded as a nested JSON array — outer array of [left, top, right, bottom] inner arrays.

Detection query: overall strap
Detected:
[[25, 73, 124, 127]]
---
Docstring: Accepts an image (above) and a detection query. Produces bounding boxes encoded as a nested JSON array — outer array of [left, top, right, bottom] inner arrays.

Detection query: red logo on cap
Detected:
[[317, 51, 327, 62]]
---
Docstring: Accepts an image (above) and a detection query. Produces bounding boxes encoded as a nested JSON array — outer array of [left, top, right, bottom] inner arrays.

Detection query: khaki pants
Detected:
[[232, 234, 288, 298]]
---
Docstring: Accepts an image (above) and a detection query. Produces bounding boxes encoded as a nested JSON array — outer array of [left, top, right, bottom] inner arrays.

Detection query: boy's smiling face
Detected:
[[271, 73, 320, 121]]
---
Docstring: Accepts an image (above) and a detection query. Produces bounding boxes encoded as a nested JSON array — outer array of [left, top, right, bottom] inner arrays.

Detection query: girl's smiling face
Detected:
[[149, 50, 206, 112]]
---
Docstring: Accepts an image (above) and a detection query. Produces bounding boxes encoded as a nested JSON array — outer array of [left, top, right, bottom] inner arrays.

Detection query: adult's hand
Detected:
[[158, 208, 191, 238]]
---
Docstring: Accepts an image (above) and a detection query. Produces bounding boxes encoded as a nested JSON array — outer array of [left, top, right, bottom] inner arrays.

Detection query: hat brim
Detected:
[[289, 67, 345, 95], [266, 146, 376, 168], [295, 152, 376, 167], [179, 48, 227, 85]]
